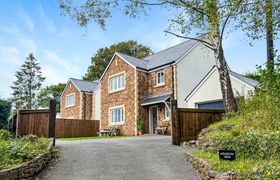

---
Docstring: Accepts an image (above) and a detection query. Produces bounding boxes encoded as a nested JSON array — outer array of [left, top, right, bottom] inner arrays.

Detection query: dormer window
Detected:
[[156, 70, 164, 86]]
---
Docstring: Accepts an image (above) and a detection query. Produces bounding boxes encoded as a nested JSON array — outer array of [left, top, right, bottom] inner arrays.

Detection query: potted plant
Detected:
[[137, 116, 144, 135]]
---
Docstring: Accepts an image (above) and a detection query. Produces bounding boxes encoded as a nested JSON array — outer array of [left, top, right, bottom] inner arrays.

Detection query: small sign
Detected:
[[219, 150, 236, 160]]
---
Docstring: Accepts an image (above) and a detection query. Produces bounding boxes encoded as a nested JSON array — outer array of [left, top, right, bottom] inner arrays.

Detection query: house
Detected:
[[99, 40, 258, 136], [185, 66, 259, 109], [60, 78, 100, 120]]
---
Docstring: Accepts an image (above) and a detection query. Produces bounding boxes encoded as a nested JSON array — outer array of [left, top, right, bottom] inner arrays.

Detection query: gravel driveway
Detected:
[[42, 135, 199, 180]]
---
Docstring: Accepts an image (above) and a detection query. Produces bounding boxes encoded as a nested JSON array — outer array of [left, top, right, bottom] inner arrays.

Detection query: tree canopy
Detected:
[[0, 99, 12, 129], [37, 83, 66, 112], [10, 53, 45, 110], [83, 40, 152, 81]]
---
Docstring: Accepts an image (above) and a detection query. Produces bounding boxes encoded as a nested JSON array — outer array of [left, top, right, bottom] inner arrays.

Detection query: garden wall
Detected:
[[0, 140, 53, 180], [186, 152, 235, 180]]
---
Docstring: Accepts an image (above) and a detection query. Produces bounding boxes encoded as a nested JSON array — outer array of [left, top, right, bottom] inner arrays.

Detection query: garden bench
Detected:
[[155, 124, 168, 135], [98, 129, 112, 137]]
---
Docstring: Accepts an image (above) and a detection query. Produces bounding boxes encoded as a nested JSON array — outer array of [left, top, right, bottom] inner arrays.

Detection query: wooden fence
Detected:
[[10, 109, 99, 138], [18, 109, 50, 137], [171, 100, 224, 145], [56, 119, 99, 138]]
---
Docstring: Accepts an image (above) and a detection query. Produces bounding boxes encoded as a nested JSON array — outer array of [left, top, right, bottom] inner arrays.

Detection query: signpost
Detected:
[[219, 150, 236, 160]]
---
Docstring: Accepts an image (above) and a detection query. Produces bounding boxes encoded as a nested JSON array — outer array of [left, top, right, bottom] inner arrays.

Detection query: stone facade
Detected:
[[136, 67, 173, 134], [60, 82, 95, 120], [100, 56, 136, 135], [0, 141, 53, 180], [60, 82, 82, 119], [147, 67, 173, 96]]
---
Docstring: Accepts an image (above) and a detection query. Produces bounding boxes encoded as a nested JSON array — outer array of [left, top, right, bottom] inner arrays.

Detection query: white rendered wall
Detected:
[[186, 69, 255, 108], [176, 43, 216, 108], [94, 88, 101, 120]]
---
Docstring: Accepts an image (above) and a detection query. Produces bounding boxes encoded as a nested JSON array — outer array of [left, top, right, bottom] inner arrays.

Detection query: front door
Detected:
[[149, 106, 158, 134]]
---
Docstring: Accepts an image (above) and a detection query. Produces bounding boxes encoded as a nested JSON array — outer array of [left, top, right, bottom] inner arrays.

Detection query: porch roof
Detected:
[[141, 93, 172, 106]]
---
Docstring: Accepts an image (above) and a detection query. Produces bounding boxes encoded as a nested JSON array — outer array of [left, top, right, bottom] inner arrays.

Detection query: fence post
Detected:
[[49, 99, 56, 146], [15, 110, 20, 138], [171, 100, 180, 145]]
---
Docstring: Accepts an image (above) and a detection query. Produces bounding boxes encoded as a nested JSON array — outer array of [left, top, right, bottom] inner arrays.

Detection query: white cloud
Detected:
[[19, 8, 34, 32], [18, 37, 38, 54], [0, 46, 22, 65], [38, 4, 55, 33], [42, 65, 65, 85], [42, 50, 78, 73]]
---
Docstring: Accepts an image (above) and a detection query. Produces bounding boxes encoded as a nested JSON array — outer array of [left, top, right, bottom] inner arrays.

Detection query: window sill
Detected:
[[65, 105, 75, 108], [163, 118, 170, 121], [108, 88, 126, 94], [154, 84, 165, 88], [109, 122, 124, 126]]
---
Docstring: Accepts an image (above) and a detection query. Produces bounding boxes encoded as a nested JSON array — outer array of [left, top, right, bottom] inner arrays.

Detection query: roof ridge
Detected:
[[144, 39, 197, 60], [70, 78, 99, 83], [116, 52, 149, 62]]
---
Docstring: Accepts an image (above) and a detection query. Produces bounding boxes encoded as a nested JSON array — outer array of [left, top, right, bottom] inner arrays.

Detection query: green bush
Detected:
[[0, 129, 13, 141], [137, 116, 144, 131], [0, 134, 49, 170]]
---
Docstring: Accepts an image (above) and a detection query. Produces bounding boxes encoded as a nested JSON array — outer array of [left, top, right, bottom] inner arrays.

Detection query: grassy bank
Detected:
[[193, 65, 280, 179]]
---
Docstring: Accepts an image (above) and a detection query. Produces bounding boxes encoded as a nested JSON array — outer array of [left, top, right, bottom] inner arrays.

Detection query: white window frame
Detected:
[[109, 105, 125, 125], [65, 93, 75, 107], [108, 72, 126, 93], [156, 70, 165, 86], [164, 103, 171, 120]]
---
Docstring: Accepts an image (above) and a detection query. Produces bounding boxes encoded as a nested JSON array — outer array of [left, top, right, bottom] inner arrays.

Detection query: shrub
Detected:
[[0, 129, 13, 141], [137, 116, 144, 131], [0, 135, 49, 170]]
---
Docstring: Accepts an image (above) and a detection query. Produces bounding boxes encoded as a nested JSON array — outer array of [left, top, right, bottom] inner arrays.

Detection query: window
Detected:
[[66, 94, 75, 107], [110, 107, 124, 124], [109, 73, 125, 92], [156, 70, 164, 86], [164, 104, 171, 119]]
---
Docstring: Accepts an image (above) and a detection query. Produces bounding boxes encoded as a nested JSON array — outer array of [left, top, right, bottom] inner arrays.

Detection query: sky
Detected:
[[0, 0, 279, 99]]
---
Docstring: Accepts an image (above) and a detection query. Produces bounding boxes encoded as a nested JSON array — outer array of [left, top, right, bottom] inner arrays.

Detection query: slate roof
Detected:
[[116, 52, 149, 70], [141, 93, 172, 106], [70, 78, 99, 93], [229, 71, 259, 87], [116, 40, 198, 71], [144, 40, 198, 70]]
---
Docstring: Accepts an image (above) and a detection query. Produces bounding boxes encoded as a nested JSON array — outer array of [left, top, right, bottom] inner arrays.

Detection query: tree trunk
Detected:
[[213, 34, 238, 113], [266, 0, 274, 71]]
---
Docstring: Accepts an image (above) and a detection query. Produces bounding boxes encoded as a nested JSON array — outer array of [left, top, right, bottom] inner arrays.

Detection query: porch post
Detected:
[[171, 100, 180, 145]]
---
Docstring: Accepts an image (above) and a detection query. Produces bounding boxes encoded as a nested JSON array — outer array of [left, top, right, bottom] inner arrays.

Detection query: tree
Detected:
[[0, 99, 12, 129], [11, 53, 45, 110], [60, 0, 245, 112], [37, 83, 66, 112], [83, 40, 152, 81], [244, 71, 261, 81], [239, 0, 280, 71]]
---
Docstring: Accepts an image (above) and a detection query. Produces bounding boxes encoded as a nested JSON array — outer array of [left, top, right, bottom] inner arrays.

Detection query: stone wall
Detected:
[[80, 93, 93, 120], [0, 141, 53, 180], [137, 71, 149, 134], [60, 82, 81, 119], [147, 66, 173, 96], [186, 152, 235, 180], [100, 55, 136, 135]]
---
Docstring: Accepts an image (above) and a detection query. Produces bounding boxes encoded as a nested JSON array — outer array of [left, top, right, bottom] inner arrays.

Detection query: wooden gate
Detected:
[[171, 100, 224, 145]]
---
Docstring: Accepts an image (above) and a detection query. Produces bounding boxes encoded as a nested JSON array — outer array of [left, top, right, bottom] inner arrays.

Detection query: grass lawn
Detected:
[[57, 136, 127, 141]]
